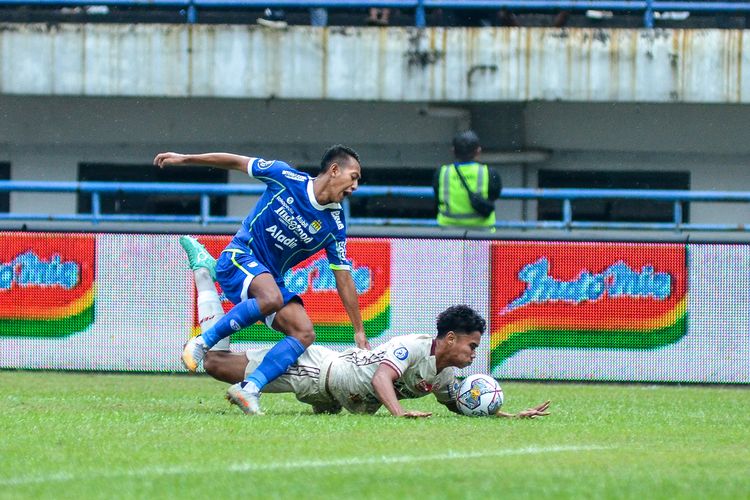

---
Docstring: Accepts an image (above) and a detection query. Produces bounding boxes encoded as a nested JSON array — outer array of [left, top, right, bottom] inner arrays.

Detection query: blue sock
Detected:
[[244, 336, 305, 390], [201, 299, 263, 348]]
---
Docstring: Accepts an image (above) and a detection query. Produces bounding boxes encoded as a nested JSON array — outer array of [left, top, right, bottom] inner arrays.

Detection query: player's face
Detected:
[[332, 158, 361, 202], [446, 331, 481, 369]]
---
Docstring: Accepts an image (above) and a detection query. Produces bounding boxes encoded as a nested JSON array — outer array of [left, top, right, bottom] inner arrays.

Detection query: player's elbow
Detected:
[[371, 378, 385, 400], [371, 371, 390, 395]]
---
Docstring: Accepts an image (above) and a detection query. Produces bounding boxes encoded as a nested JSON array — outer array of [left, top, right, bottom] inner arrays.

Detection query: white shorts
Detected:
[[244, 344, 339, 410]]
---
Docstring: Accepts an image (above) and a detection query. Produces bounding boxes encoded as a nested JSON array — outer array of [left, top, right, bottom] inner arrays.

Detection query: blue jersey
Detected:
[[227, 157, 351, 279]]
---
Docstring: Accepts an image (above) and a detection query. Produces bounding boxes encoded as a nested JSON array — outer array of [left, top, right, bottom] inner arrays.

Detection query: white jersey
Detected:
[[325, 334, 458, 414]]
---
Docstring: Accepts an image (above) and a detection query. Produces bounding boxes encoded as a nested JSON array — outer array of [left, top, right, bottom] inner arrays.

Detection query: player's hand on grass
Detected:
[[153, 152, 186, 168], [355, 330, 371, 350], [516, 400, 551, 418], [402, 411, 432, 418], [495, 400, 551, 419]]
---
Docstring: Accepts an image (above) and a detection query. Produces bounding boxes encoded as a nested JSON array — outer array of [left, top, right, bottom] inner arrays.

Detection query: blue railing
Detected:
[[2, 0, 750, 27], [1, 180, 749, 232]]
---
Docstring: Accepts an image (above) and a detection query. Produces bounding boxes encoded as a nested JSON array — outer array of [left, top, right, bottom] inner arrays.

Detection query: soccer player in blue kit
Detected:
[[153, 145, 368, 415]]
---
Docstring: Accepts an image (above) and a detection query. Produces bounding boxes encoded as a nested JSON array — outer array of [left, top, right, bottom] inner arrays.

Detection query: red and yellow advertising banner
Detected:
[[191, 236, 391, 342], [490, 241, 687, 370], [0, 232, 96, 337]]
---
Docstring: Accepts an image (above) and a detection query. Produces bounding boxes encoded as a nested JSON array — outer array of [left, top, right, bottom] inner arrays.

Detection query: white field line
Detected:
[[1, 445, 610, 487]]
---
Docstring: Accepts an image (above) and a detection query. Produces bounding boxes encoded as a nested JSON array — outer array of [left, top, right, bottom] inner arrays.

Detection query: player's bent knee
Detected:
[[203, 351, 233, 377], [256, 291, 284, 316], [203, 351, 244, 384], [291, 328, 315, 348], [203, 351, 222, 377]]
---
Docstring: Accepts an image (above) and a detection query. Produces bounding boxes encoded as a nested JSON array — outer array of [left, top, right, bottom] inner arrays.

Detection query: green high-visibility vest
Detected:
[[437, 162, 495, 228]]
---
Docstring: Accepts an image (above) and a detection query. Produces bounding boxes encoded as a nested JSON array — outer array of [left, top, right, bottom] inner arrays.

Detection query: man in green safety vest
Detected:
[[433, 130, 502, 229]]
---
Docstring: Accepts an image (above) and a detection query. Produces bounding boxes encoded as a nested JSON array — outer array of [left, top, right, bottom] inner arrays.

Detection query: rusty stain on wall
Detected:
[[1, 24, 749, 103]]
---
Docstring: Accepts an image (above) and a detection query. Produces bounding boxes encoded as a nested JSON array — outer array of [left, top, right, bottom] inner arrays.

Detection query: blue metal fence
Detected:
[[1, 180, 749, 232], [2, 0, 750, 27]]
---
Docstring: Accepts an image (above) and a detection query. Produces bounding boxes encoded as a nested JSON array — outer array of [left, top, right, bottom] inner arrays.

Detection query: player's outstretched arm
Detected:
[[153, 152, 251, 173], [372, 364, 432, 418], [495, 400, 551, 419], [333, 269, 370, 349]]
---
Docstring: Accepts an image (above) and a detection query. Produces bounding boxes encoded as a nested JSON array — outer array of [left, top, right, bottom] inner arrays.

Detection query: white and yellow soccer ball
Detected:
[[455, 374, 504, 417]]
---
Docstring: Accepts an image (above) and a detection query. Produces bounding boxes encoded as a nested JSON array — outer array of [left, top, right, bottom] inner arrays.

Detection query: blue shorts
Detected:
[[216, 249, 300, 307]]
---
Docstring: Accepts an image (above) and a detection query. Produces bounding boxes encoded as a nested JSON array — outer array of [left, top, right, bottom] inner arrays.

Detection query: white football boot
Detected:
[[226, 382, 264, 415]]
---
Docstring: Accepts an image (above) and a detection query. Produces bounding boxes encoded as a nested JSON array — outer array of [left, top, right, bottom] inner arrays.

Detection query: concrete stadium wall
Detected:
[[2, 24, 750, 103]]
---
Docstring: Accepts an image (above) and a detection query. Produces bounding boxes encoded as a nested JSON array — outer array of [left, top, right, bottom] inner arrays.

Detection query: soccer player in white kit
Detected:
[[242, 323, 469, 416], [184, 239, 550, 418]]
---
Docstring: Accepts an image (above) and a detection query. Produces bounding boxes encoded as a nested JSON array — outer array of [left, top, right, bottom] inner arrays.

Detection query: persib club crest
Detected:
[[310, 220, 322, 234]]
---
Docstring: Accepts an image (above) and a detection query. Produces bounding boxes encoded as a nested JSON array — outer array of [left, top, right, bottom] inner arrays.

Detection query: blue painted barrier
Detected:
[[1, 0, 749, 27], [1, 180, 749, 231]]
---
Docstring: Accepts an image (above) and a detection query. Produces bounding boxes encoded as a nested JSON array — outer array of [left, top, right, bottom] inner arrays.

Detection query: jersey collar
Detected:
[[307, 179, 342, 211]]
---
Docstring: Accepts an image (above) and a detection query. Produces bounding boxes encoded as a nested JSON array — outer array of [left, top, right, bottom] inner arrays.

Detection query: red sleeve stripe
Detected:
[[381, 359, 403, 377]]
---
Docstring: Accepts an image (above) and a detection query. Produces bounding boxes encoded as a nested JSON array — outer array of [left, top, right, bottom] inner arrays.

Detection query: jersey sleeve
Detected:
[[379, 336, 429, 378], [246, 157, 293, 184], [325, 222, 351, 271]]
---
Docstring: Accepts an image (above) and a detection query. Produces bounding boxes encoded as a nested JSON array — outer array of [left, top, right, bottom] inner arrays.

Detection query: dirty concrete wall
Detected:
[[1, 24, 749, 103]]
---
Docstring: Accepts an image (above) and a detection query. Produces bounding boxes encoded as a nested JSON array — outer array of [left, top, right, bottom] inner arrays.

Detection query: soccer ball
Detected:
[[455, 374, 504, 417]]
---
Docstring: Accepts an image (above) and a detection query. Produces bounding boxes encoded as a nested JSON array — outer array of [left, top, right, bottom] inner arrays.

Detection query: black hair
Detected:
[[452, 130, 481, 162], [320, 144, 360, 173], [436, 305, 486, 338]]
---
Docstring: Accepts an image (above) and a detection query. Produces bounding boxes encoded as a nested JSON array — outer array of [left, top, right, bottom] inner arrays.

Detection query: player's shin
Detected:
[[197, 290, 230, 351], [201, 298, 264, 348], [190, 267, 231, 351], [243, 336, 305, 390]]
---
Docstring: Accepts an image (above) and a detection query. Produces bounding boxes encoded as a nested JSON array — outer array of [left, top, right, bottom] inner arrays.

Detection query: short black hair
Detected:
[[436, 305, 486, 338], [452, 130, 481, 162], [320, 144, 360, 173]]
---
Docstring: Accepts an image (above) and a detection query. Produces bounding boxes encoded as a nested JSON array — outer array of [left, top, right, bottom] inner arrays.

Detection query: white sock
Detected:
[[194, 268, 230, 352]]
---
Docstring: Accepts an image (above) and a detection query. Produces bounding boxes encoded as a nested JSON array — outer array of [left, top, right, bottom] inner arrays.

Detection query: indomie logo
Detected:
[[0, 251, 80, 290], [284, 257, 371, 295], [506, 257, 672, 312], [0, 233, 96, 339], [197, 237, 391, 344]]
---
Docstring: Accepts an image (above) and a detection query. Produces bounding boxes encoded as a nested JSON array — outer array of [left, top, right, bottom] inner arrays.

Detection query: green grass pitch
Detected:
[[1, 371, 748, 499]]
